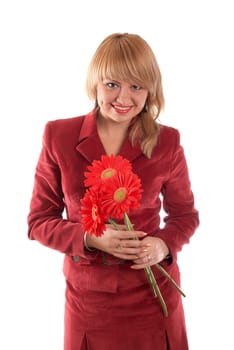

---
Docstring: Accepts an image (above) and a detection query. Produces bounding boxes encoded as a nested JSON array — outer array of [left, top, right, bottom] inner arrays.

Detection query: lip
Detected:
[[112, 104, 132, 114]]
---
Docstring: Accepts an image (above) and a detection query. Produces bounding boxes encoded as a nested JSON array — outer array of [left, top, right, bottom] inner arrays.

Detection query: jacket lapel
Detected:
[[119, 138, 143, 162], [75, 111, 105, 163]]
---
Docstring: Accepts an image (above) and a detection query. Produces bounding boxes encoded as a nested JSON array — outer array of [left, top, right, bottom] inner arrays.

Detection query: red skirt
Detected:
[[64, 262, 188, 350]]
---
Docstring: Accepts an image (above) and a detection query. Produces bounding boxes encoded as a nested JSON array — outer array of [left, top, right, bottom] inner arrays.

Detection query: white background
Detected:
[[0, 0, 233, 349]]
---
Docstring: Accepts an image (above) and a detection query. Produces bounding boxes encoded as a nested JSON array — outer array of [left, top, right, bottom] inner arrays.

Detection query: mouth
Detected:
[[112, 104, 132, 114]]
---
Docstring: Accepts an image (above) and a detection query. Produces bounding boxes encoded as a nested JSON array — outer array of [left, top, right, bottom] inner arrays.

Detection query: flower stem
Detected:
[[108, 217, 121, 229], [123, 213, 168, 316], [155, 263, 186, 297], [144, 265, 168, 317], [123, 212, 134, 231]]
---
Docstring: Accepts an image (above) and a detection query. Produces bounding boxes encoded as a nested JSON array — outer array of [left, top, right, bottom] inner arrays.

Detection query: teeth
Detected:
[[115, 106, 129, 111]]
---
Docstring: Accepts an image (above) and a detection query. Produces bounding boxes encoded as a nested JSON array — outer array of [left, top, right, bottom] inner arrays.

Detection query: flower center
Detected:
[[92, 204, 98, 220], [113, 187, 127, 202], [101, 168, 116, 180]]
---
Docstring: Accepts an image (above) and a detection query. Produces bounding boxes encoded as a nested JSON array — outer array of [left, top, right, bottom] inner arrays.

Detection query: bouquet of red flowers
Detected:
[[80, 154, 185, 316]]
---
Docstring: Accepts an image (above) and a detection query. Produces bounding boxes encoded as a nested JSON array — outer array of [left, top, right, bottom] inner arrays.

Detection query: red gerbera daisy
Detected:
[[84, 154, 132, 188], [101, 171, 143, 219], [80, 188, 107, 236]]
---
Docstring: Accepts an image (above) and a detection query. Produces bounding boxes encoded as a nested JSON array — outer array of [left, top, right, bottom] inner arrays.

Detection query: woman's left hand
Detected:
[[130, 236, 169, 269]]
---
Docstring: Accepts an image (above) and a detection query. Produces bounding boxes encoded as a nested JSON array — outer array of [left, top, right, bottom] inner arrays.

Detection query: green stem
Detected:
[[155, 263, 186, 297], [123, 212, 134, 231], [108, 217, 121, 230], [144, 266, 168, 317], [123, 212, 168, 316]]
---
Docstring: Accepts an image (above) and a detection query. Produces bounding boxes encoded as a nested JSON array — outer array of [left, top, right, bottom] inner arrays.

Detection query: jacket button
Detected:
[[72, 255, 80, 262]]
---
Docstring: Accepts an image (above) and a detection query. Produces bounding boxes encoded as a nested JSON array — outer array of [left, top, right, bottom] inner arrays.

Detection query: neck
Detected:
[[96, 113, 130, 137], [96, 113, 129, 156]]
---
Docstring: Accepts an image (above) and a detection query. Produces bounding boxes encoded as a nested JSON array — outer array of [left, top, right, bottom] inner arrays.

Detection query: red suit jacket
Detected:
[[27, 110, 199, 349]]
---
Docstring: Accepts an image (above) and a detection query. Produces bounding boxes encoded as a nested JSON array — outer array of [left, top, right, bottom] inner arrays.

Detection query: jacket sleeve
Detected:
[[156, 131, 199, 261], [27, 121, 97, 259]]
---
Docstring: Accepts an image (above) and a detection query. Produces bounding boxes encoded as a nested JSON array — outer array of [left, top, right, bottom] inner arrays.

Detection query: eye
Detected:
[[131, 84, 142, 91], [105, 82, 118, 88]]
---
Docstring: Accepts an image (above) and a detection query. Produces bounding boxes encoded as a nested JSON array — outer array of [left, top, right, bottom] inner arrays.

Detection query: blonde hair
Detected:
[[86, 33, 165, 158]]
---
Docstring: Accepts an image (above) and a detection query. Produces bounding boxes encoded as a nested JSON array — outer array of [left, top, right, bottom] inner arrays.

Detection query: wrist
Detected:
[[84, 233, 96, 252]]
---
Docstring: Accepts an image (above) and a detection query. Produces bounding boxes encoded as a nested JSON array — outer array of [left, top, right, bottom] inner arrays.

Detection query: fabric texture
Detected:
[[28, 110, 199, 350]]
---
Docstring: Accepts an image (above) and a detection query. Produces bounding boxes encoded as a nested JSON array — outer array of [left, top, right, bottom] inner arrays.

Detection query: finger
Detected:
[[113, 246, 141, 259], [113, 240, 150, 260], [120, 240, 150, 249], [114, 251, 139, 260], [114, 244, 149, 259], [107, 224, 127, 231], [119, 231, 147, 239], [134, 254, 152, 263], [131, 255, 154, 268]]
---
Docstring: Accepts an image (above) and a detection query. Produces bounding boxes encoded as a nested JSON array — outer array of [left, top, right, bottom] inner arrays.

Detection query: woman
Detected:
[[27, 32, 199, 349]]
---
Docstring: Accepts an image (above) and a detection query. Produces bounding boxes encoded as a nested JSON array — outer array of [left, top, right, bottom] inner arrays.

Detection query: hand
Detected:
[[85, 224, 150, 260], [130, 236, 169, 269]]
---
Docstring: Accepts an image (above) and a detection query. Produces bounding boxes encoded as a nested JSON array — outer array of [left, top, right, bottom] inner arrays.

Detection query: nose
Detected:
[[116, 86, 132, 105]]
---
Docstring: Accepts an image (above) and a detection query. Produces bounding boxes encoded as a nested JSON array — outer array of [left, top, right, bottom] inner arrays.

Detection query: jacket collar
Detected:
[[76, 110, 143, 163]]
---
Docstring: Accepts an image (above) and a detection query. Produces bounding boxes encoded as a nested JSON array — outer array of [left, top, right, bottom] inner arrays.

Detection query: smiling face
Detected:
[[97, 79, 148, 124], [86, 33, 164, 125]]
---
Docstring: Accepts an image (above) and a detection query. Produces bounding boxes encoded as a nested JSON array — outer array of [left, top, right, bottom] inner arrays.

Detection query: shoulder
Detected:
[[41, 113, 94, 152], [42, 109, 97, 141], [159, 124, 180, 139], [148, 124, 184, 164], [44, 115, 85, 138], [157, 124, 181, 149], [149, 124, 182, 160]]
